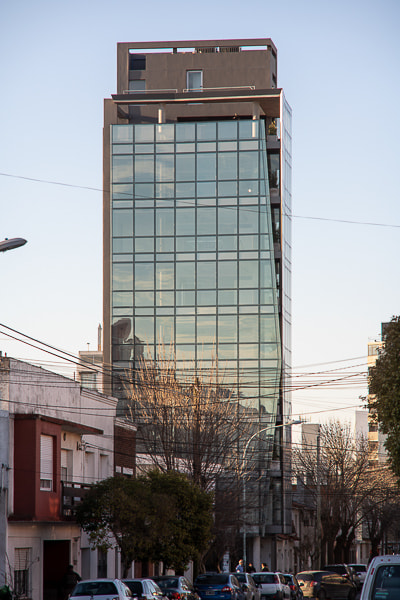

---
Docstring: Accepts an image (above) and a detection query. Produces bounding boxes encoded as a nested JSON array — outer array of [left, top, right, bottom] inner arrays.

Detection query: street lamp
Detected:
[[241, 419, 303, 567]]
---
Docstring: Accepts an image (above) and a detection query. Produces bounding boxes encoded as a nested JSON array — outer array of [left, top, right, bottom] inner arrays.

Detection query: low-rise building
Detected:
[[0, 355, 121, 600]]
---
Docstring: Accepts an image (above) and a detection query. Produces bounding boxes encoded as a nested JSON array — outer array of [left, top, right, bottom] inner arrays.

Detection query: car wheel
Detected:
[[317, 591, 326, 600]]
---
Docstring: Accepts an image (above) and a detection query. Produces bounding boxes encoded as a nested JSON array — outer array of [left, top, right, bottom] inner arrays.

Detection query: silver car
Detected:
[[70, 579, 132, 600]]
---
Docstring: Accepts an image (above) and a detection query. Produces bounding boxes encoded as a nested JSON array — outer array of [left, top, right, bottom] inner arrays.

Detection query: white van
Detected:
[[360, 555, 400, 599]]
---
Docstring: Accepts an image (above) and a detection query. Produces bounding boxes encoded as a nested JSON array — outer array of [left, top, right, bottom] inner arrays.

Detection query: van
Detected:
[[360, 555, 400, 599]]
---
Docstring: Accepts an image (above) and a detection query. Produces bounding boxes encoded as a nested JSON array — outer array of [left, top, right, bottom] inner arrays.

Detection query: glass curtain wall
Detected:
[[110, 119, 282, 463]]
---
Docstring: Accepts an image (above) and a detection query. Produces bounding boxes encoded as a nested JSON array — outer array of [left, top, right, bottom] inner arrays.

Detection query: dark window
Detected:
[[129, 54, 146, 70]]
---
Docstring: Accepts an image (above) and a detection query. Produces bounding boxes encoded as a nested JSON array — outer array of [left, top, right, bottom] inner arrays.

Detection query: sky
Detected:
[[1, 0, 399, 428]]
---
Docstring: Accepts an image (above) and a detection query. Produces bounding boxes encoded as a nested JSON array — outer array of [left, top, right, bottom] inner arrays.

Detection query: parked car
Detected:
[[296, 570, 356, 599], [347, 564, 367, 587], [194, 573, 245, 600], [234, 573, 261, 600], [323, 564, 359, 590], [252, 572, 290, 600], [123, 579, 166, 600], [70, 579, 132, 600], [281, 574, 303, 600], [152, 576, 199, 600], [360, 554, 400, 599]]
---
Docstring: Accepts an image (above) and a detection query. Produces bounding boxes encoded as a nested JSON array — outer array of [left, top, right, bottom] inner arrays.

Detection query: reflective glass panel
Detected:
[[239, 152, 259, 179], [135, 124, 154, 143], [156, 237, 174, 252], [218, 152, 237, 180], [176, 290, 195, 305], [156, 209, 174, 236], [176, 122, 196, 142], [197, 122, 216, 141], [260, 262, 273, 288], [218, 290, 237, 305], [176, 262, 195, 289], [176, 316, 195, 342], [239, 315, 259, 343], [156, 154, 174, 182], [156, 291, 174, 306], [135, 316, 154, 344], [135, 209, 154, 236], [197, 262, 216, 289], [112, 183, 134, 200], [197, 315, 216, 343], [176, 237, 195, 252], [135, 155, 154, 182], [197, 290, 216, 305], [176, 154, 195, 181], [197, 208, 216, 235], [218, 206, 237, 234], [135, 291, 154, 306], [112, 291, 133, 307], [197, 154, 216, 180], [239, 261, 258, 288], [218, 261, 237, 289], [114, 238, 134, 253], [156, 316, 174, 343], [176, 209, 195, 235], [218, 315, 237, 342], [156, 263, 174, 289], [113, 209, 133, 237], [113, 125, 133, 143], [197, 236, 216, 251], [156, 124, 175, 142], [218, 121, 237, 140], [239, 208, 258, 234], [113, 263, 133, 290], [135, 263, 154, 289], [112, 155, 133, 183], [260, 315, 278, 343], [218, 235, 237, 251], [135, 237, 154, 252]]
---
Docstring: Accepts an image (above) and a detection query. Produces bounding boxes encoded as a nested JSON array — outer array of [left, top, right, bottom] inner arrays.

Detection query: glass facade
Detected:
[[110, 119, 287, 466]]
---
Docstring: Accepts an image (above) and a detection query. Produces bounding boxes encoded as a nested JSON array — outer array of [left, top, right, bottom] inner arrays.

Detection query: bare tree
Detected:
[[294, 420, 385, 565]]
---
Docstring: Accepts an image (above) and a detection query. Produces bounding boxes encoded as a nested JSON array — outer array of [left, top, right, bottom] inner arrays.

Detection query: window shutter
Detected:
[[40, 434, 53, 490]]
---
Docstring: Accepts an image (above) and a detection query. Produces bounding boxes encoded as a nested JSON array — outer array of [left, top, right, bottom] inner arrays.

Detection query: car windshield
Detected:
[[235, 574, 245, 583], [349, 565, 366, 572], [155, 579, 179, 588], [72, 582, 118, 597], [124, 582, 143, 595], [372, 565, 400, 596], [252, 574, 275, 584], [196, 575, 229, 585]]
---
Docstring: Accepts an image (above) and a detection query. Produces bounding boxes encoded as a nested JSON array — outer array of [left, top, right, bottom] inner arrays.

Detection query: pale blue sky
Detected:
[[1, 0, 399, 423]]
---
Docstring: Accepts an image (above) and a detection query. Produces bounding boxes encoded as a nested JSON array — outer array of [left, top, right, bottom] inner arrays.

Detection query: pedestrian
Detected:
[[235, 559, 245, 573], [60, 564, 81, 600], [261, 563, 269, 572], [247, 563, 256, 573]]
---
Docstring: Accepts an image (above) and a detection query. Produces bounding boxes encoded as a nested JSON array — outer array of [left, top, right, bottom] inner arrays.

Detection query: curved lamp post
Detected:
[[0, 238, 27, 253], [241, 419, 303, 567]]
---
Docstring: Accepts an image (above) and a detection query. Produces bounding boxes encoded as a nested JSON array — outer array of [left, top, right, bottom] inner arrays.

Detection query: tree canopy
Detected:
[[76, 471, 213, 576], [369, 316, 400, 476]]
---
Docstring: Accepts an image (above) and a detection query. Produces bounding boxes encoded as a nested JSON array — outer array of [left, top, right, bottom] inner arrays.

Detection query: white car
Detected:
[[360, 555, 400, 599], [348, 563, 367, 587], [252, 572, 290, 600], [70, 579, 132, 600]]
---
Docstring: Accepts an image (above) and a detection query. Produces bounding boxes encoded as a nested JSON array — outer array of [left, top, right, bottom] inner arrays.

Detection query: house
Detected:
[[0, 355, 122, 600]]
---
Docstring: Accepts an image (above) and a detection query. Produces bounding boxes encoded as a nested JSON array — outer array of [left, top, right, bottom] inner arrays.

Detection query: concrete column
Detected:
[[158, 105, 166, 124], [0, 411, 9, 586]]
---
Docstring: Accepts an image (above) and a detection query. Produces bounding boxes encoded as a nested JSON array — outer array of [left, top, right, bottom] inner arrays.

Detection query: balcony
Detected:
[[61, 481, 91, 519]]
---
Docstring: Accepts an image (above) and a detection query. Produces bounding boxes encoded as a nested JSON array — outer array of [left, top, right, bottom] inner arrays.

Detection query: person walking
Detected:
[[60, 565, 81, 600], [261, 563, 269, 572], [247, 563, 256, 573], [235, 559, 245, 573]]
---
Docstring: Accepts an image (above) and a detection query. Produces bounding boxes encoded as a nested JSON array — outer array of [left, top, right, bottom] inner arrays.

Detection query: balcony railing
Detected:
[[61, 481, 91, 519]]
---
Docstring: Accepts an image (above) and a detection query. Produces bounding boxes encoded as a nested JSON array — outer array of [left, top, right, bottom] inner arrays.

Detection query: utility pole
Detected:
[[316, 427, 321, 568]]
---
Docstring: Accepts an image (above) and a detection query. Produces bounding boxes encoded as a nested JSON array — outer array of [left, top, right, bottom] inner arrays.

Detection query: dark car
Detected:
[[152, 577, 199, 600], [194, 573, 245, 600], [281, 575, 303, 600], [296, 570, 356, 600], [323, 564, 360, 591]]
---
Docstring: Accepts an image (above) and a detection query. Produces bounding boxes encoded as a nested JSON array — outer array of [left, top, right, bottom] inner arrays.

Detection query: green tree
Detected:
[[369, 316, 400, 476], [76, 471, 213, 576]]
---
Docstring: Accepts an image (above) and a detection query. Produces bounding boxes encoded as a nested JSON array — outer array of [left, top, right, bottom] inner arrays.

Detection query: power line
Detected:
[[1, 171, 400, 229]]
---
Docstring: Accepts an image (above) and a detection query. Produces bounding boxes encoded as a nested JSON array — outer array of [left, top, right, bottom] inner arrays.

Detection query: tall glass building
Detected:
[[103, 39, 292, 567]]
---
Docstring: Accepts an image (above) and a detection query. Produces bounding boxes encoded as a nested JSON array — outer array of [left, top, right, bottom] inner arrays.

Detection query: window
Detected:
[[40, 434, 53, 491], [14, 548, 31, 598], [129, 79, 146, 92], [80, 372, 97, 390], [187, 70, 203, 91]]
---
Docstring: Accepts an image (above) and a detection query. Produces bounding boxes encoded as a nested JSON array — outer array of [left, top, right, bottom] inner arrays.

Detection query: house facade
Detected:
[[0, 355, 121, 600]]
